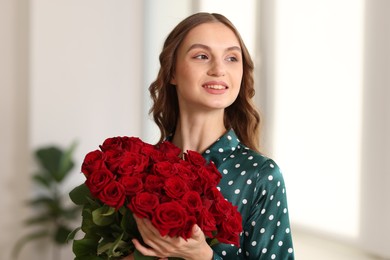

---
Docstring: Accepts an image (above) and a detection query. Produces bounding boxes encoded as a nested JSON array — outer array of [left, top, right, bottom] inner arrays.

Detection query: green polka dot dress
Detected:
[[202, 129, 294, 259]]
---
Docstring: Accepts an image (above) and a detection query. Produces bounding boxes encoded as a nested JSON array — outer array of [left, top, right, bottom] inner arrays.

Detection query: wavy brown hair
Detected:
[[149, 12, 261, 152]]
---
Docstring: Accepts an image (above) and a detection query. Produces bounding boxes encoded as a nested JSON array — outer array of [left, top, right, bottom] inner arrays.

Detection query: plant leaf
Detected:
[[107, 232, 126, 257], [54, 225, 73, 244], [73, 238, 99, 257], [26, 196, 56, 207], [35, 146, 63, 180], [75, 256, 105, 260], [11, 230, 50, 259], [24, 215, 52, 226], [121, 208, 139, 239], [32, 172, 51, 188], [60, 205, 82, 220], [57, 141, 77, 182], [67, 226, 82, 242], [92, 206, 115, 226], [69, 183, 92, 205]]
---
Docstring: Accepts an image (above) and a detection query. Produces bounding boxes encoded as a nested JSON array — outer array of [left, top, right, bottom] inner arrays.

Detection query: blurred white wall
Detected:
[[264, 0, 390, 259], [0, 0, 30, 259], [141, 0, 193, 144], [2, 0, 145, 259], [360, 0, 390, 257], [273, 0, 364, 239]]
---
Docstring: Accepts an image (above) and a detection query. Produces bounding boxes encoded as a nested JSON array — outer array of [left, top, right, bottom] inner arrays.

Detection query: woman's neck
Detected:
[[172, 111, 226, 154]]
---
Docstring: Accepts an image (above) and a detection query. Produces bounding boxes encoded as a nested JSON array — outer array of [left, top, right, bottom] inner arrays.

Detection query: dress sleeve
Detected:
[[241, 159, 295, 259], [212, 251, 223, 260]]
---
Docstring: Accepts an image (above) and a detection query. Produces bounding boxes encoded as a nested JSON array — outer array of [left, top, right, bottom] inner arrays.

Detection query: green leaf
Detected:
[[92, 206, 115, 226], [35, 142, 77, 183], [54, 225, 72, 244], [26, 196, 56, 207], [81, 207, 96, 234], [208, 237, 220, 247], [60, 205, 81, 220], [121, 209, 139, 238], [108, 232, 126, 257], [72, 238, 99, 256], [57, 141, 77, 182], [69, 183, 92, 205], [12, 230, 50, 259], [24, 215, 52, 226], [35, 146, 63, 180], [75, 256, 105, 260], [67, 227, 81, 242], [32, 173, 51, 188]]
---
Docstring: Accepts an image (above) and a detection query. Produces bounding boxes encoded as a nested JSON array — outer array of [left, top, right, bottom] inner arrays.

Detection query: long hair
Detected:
[[149, 12, 261, 152]]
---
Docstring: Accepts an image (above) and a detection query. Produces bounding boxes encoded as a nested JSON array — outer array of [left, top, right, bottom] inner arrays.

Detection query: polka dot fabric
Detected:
[[202, 129, 294, 259]]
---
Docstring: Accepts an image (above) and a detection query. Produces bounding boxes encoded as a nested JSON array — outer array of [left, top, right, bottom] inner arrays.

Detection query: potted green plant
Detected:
[[12, 142, 81, 260]]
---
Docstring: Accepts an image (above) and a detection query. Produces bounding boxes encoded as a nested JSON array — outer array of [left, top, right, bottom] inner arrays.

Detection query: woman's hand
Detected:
[[132, 215, 213, 260]]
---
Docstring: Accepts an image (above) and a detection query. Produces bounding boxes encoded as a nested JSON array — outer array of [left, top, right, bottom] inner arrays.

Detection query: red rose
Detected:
[[204, 186, 224, 203], [184, 150, 206, 166], [208, 194, 234, 224], [100, 136, 126, 152], [181, 191, 203, 215], [85, 168, 115, 197], [197, 166, 221, 193], [128, 192, 159, 219], [197, 207, 217, 238], [98, 180, 126, 210], [141, 145, 164, 163], [216, 209, 242, 246], [119, 175, 144, 196], [158, 141, 181, 162], [122, 137, 147, 153], [117, 152, 149, 175], [144, 175, 165, 194], [152, 201, 187, 237], [100, 136, 146, 153], [164, 176, 189, 199], [173, 161, 198, 182], [81, 150, 105, 177], [152, 161, 177, 178], [205, 161, 222, 183], [103, 149, 124, 172], [180, 216, 197, 239]]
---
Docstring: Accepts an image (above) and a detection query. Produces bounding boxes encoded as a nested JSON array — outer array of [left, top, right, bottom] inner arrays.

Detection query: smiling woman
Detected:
[[121, 12, 294, 260]]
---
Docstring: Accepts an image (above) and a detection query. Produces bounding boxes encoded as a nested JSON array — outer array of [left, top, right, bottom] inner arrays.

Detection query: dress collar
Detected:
[[202, 129, 240, 167], [165, 129, 241, 167]]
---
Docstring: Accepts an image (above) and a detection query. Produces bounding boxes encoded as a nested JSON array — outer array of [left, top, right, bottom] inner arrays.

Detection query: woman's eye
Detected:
[[194, 54, 208, 60], [226, 56, 238, 62]]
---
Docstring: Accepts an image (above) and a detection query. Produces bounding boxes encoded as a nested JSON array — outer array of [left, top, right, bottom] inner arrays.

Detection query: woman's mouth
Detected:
[[203, 84, 227, 90], [202, 82, 228, 94]]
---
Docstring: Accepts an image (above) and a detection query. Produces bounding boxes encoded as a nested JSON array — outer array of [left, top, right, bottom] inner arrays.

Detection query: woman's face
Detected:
[[171, 22, 243, 113]]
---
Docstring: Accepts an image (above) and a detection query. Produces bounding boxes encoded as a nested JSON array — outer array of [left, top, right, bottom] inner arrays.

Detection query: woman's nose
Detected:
[[207, 60, 225, 77]]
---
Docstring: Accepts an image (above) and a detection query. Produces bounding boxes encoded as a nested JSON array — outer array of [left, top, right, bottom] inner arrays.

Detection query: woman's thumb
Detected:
[[192, 224, 201, 238]]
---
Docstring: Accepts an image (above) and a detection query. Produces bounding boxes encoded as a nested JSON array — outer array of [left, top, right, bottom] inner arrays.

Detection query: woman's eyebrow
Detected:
[[186, 43, 241, 53]]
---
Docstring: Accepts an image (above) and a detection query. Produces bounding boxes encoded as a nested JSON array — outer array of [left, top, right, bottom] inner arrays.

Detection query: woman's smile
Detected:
[[202, 81, 228, 94]]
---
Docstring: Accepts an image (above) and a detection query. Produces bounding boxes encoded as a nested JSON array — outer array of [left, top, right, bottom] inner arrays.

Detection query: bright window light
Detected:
[[273, 0, 364, 238]]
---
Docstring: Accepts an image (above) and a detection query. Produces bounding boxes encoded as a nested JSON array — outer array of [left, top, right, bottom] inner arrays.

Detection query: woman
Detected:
[[125, 12, 294, 259]]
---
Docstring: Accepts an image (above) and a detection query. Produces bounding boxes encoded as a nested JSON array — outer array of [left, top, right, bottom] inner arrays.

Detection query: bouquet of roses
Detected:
[[68, 136, 242, 260]]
